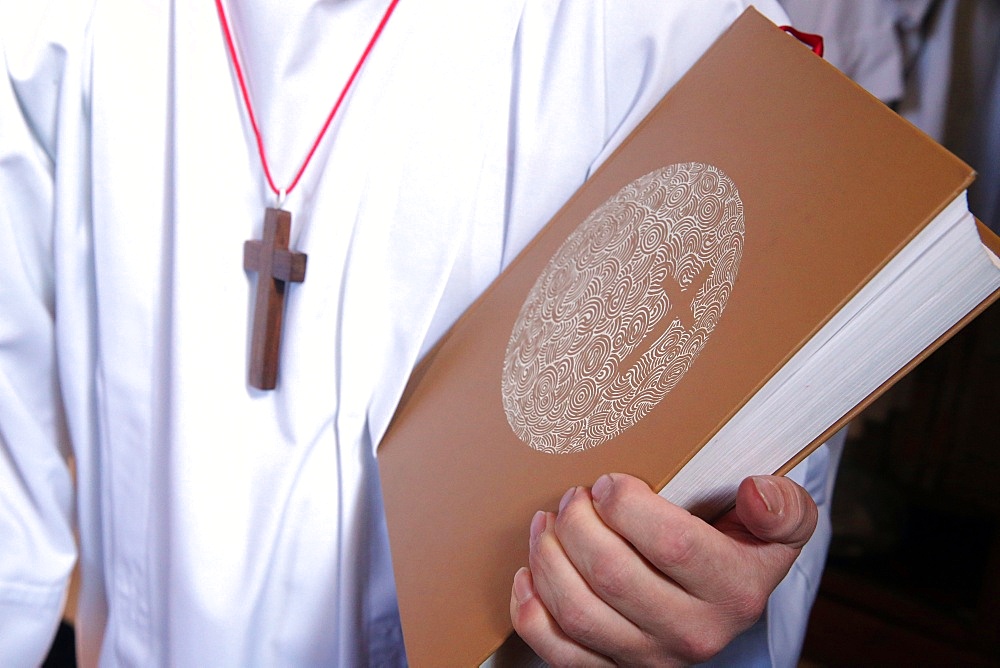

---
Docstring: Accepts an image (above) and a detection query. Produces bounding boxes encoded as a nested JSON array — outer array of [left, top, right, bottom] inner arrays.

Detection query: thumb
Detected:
[[734, 475, 818, 550]]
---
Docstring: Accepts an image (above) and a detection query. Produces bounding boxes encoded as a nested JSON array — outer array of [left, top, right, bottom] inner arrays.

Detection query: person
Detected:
[[0, 0, 843, 665]]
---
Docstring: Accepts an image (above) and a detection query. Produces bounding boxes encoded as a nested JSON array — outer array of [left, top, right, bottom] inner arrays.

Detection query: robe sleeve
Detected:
[[594, 0, 790, 171], [503, 0, 790, 260], [0, 2, 89, 662]]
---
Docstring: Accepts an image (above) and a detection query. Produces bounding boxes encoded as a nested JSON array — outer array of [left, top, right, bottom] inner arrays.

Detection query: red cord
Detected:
[[215, 0, 401, 199]]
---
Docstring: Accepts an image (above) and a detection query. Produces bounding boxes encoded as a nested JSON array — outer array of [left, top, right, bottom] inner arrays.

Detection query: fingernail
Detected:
[[529, 510, 546, 544], [591, 474, 612, 503], [513, 567, 534, 604], [752, 476, 784, 515], [558, 486, 577, 513]]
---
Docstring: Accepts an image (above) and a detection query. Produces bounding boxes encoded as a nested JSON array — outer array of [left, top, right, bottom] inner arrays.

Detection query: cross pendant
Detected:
[[243, 208, 308, 390]]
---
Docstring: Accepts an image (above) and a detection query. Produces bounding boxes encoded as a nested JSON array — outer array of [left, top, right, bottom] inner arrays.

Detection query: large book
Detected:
[[376, 8, 1000, 666]]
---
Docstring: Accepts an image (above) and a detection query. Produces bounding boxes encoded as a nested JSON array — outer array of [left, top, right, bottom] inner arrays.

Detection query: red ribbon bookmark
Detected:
[[780, 25, 824, 57]]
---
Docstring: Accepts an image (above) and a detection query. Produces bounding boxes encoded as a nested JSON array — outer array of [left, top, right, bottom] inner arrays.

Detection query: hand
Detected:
[[509, 473, 818, 666]]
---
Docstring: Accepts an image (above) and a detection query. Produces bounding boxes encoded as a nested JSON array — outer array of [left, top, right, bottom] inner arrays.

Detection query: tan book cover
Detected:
[[377, 9, 1000, 666]]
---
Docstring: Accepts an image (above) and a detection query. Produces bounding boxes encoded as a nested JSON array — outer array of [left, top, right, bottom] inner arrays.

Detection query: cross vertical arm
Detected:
[[244, 207, 308, 390]]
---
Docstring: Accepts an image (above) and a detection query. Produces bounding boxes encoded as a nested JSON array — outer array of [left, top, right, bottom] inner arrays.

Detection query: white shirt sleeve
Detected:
[[0, 2, 88, 662]]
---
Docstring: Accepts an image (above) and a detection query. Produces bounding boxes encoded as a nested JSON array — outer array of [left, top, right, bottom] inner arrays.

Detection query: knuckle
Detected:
[[651, 523, 699, 569], [586, 552, 632, 600], [543, 647, 582, 668], [552, 598, 599, 644], [617, 634, 666, 668], [728, 584, 768, 624], [673, 629, 730, 665]]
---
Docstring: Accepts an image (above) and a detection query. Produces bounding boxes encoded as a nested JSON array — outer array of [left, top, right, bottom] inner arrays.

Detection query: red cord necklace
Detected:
[[215, 0, 402, 390]]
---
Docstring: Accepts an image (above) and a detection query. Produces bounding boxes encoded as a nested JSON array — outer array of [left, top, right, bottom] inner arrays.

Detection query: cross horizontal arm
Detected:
[[272, 249, 307, 282]]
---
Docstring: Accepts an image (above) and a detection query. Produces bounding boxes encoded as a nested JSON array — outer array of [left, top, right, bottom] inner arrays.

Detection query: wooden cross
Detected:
[[243, 208, 307, 389]]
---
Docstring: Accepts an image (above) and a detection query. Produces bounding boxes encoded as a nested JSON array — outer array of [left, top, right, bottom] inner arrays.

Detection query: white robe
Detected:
[[0, 1, 837, 665]]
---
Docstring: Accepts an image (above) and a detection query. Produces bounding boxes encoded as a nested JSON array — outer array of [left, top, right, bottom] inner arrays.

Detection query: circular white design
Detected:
[[502, 162, 744, 454]]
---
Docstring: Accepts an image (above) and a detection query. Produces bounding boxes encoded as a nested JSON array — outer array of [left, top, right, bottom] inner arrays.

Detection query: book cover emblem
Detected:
[[502, 162, 744, 454]]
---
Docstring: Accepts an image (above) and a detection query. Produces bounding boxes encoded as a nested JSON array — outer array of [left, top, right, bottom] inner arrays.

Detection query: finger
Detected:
[[510, 564, 614, 668], [550, 485, 698, 635], [734, 475, 817, 549], [526, 507, 645, 660], [589, 473, 747, 605], [554, 482, 769, 665], [701, 475, 818, 597]]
